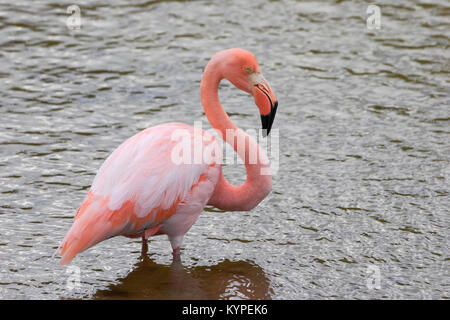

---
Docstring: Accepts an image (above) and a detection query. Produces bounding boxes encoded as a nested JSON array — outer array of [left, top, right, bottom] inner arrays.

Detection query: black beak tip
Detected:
[[260, 114, 270, 137], [260, 100, 278, 138]]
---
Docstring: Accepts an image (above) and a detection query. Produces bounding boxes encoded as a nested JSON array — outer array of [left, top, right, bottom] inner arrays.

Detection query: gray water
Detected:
[[0, 0, 449, 299]]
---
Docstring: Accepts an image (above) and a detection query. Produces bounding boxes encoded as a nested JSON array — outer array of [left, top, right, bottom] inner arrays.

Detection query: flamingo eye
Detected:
[[244, 66, 253, 74]]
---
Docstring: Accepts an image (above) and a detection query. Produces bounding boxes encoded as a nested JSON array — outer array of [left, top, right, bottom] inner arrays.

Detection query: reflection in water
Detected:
[[94, 255, 273, 300]]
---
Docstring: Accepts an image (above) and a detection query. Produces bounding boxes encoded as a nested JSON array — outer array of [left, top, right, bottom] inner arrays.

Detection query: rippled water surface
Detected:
[[0, 0, 449, 299]]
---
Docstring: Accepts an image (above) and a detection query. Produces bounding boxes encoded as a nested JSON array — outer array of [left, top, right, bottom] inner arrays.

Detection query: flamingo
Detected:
[[57, 48, 278, 265]]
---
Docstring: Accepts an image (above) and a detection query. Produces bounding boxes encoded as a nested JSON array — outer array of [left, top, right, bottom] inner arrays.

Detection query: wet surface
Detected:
[[0, 0, 449, 299], [94, 256, 273, 300]]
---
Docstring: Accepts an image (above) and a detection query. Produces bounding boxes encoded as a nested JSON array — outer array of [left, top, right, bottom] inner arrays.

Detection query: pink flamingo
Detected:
[[57, 48, 278, 265]]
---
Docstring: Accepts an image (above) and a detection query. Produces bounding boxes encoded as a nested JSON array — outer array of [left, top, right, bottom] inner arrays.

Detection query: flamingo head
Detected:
[[215, 48, 278, 136]]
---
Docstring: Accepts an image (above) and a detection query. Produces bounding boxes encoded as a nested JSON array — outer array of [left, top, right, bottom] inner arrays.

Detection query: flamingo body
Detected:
[[59, 123, 221, 264], [58, 48, 278, 265]]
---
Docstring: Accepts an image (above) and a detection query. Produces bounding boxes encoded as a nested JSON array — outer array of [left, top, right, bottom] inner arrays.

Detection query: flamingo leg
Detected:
[[172, 247, 181, 257], [141, 235, 148, 257], [169, 234, 183, 258]]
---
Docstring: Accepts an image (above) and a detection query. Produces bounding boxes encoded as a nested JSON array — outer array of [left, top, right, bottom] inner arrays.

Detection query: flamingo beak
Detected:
[[252, 78, 278, 137]]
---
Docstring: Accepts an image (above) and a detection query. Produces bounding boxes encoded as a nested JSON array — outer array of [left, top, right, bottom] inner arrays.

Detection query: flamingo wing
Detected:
[[58, 123, 219, 265]]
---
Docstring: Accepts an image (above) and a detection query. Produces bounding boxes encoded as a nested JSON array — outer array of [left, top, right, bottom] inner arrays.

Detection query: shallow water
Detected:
[[0, 0, 449, 299]]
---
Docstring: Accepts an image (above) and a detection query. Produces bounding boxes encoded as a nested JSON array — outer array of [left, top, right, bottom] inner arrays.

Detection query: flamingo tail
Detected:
[[57, 211, 116, 266]]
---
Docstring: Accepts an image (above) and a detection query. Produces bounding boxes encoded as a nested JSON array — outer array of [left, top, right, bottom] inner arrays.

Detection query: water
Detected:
[[0, 0, 448, 299]]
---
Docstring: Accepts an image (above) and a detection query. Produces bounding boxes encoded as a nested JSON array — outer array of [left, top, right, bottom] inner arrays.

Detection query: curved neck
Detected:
[[201, 60, 272, 211]]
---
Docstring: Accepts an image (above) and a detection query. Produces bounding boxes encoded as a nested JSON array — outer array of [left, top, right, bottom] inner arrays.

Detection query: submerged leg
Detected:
[[141, 235, 148, 257], [172, 247, 182, 264], [169, 235, 184, 259], [139, 225, 161, 259], [172, 247, 181, 256]]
